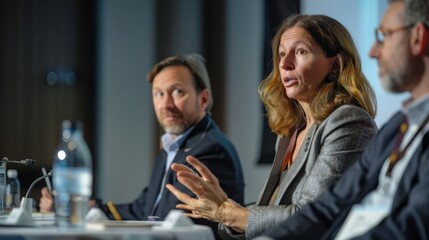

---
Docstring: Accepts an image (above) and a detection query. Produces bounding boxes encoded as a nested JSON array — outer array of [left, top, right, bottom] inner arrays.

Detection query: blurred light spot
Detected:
[[63, 129, 71, 140], [66, 72, 77, 86], [58, 150, 66, 160], [68, 141, 76, 150], [47, 72, 58, 85]]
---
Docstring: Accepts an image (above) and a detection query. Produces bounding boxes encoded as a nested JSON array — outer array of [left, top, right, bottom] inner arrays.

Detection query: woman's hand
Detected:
[[166, 156, 249, 231]]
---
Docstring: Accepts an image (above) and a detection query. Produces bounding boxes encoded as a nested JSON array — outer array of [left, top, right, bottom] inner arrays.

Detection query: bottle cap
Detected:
[[62, 120, 83, 131], [62, 120, 84, 139], [7, 169, 18, 178]]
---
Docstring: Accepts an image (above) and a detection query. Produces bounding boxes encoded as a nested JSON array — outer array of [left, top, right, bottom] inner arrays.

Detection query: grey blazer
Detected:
[[218, 104, 377, 240]]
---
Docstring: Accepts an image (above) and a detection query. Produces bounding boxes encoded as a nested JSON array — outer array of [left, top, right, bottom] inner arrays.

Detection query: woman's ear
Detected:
[[330, 55, 343, 78]]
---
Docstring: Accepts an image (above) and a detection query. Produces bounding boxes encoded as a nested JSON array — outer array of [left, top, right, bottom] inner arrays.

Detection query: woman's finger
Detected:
[[166, 183, 199, 205], [175, 173, 209, 197], [176, 204, 195, 211], [184, 212, 203, 219], [186, 156, 220, 184], [170, 163, 193, 174]]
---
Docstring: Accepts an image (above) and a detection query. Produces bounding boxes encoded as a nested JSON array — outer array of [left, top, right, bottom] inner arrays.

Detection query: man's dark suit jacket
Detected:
[[101, 115, 245, 237], [260, 111, 429, 240]]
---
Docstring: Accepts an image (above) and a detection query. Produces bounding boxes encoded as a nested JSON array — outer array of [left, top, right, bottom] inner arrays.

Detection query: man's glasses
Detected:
[[375, 24, 415, 47]]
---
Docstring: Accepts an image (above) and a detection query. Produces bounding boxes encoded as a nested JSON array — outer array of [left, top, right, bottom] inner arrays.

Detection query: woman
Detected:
[[166, 14, 377, 239]]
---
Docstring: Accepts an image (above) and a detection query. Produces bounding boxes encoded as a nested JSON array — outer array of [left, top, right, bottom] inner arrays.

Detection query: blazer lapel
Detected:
[[391, 156, 418, 211], [257, 136, 292, 205], [273, 124, 316, 205], [391, 132, 429, 210], [145, 152, 167, 214], [169, 116, 212, 186], [151, 128, 203, 212]]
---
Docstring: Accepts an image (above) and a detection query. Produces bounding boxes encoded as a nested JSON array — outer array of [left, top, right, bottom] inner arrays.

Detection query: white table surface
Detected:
[[0, 213, 215, 240]]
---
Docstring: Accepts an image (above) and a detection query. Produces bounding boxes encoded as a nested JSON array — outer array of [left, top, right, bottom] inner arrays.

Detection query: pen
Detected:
[[41, 167, 52, 194], [107, 201, 122, 221]]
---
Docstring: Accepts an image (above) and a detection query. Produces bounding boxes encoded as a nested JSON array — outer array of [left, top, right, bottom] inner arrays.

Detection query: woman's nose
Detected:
[[280, 54, 294, 70]]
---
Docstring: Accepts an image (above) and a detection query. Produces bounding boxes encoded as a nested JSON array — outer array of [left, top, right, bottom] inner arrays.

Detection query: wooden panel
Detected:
[[0, 0, 96, 204], [203, 0, 226, 130], [258, 0, 300, 164]]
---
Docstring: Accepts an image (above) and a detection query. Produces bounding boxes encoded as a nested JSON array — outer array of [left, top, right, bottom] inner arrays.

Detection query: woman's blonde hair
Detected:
[[259, 14, 376, 136]]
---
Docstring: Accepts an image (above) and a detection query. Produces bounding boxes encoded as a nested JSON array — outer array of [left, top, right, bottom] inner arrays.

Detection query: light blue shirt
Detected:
[[161, 126, 194, 172], [151, 126, 195, 214]]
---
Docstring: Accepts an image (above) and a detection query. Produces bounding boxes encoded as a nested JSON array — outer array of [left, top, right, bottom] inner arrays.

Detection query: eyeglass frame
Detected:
[[374, 24, 415, 47]]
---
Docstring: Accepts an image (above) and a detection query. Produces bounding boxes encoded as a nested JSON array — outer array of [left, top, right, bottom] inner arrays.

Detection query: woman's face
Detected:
[[278, 26, 334, 102]]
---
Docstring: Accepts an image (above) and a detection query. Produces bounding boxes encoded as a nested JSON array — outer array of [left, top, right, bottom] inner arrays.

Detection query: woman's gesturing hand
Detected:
[[166, 155, 229, 221], [166, 155, 249, 231]]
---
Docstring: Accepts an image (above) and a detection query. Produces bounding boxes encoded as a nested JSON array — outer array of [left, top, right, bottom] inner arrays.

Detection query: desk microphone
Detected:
[[6, 170, 54, 225], [25, 169, 53, 198], [0, 157, 36, 166]]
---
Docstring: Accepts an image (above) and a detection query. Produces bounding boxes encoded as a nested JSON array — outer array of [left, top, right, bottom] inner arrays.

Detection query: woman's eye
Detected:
[[297, 49, 308, 55]]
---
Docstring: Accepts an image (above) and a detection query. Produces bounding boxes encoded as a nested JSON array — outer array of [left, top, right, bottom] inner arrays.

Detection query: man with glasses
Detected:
[[254, 0, 429, 239]]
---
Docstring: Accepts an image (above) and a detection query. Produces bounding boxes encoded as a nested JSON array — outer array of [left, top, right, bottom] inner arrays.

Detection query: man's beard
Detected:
[[163, 122, 187, 135], [380, 74, 406, 93], [379, 44, 418, 94], [161, 114, 196, 136], [379, 59, 410, 93]]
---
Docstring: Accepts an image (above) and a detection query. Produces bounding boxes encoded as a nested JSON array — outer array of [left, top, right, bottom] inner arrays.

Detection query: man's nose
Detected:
[[369, 41, 380, 59], [161, 94, 175, 109]]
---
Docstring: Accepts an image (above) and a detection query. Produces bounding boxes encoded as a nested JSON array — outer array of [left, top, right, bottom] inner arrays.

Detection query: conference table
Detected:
[[0, 212, 216, 240]]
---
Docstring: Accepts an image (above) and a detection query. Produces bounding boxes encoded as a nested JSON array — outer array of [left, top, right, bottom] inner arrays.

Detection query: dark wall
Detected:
[[258, 0, 300, 164], [0, 0, 97, 203]]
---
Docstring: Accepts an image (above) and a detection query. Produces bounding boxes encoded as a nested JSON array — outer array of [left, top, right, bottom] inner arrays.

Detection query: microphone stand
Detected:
[[24, 170, 54, 211], [1, 161, 6, 210]]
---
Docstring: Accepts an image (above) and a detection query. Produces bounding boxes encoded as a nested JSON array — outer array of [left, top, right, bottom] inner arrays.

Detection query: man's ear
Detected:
[[422, 25, 429, 55], [199, 89, 210, 111], [412, 22, 429, 56]]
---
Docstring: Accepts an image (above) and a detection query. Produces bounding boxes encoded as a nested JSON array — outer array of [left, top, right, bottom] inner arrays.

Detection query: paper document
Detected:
[[85, 220, 162, 230]]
